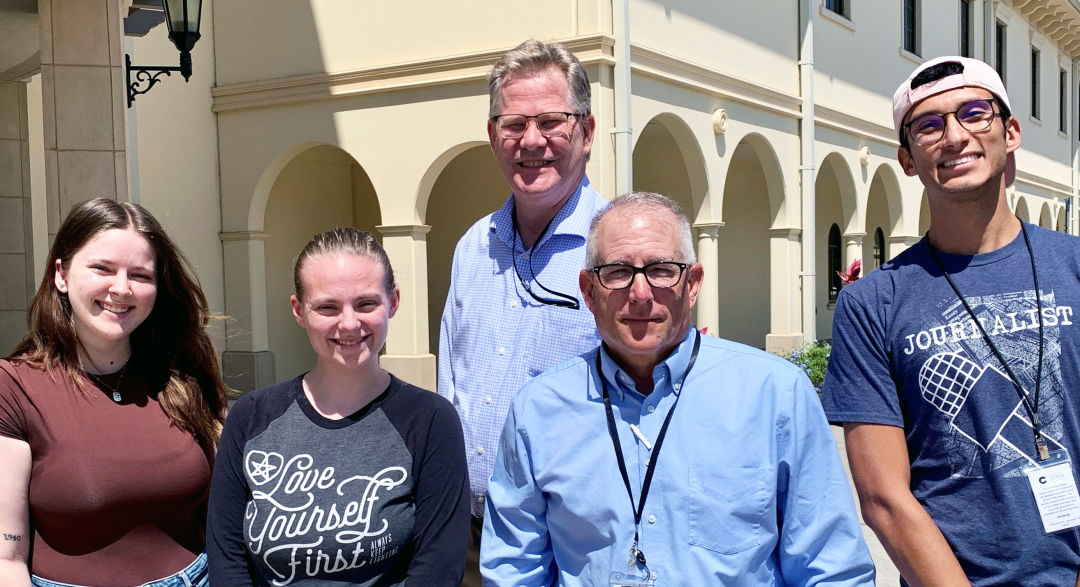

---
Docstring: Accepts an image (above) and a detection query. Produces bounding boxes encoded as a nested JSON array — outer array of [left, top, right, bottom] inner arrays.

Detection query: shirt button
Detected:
[[523, 252, 530, 260], [650, 572, 658, 580], [648, 514, 656, 524], [510, 300, 519, 308], [673, 382, 681, 391], [476, 446, 485, 455], [647, 405, 656, 413], [485, 396, 493, 404], [477, 496, 485, 504], [498, 347, 506, 356]]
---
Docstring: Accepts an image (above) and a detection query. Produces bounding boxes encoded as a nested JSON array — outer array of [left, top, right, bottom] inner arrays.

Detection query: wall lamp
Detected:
[[125, 0, 202, 107]]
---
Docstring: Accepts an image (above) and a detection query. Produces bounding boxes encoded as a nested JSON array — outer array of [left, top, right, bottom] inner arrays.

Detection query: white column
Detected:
[[765, 227, 804, 353], [377, 223, 436, 391], [219, 231, 275, 392], [693, 222, 721, 336], [842, 232, 865, 273], [39, 0, 129, 238], [0, 81, 34, 352]]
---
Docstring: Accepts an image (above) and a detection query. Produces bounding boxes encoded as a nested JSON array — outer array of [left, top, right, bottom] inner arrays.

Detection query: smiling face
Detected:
[[580, 206, 702, 377], [291, 253, 399, 375], [488, 67, 595, 210], [898, 86, 1021, 200], [54, 228, 157, 360]]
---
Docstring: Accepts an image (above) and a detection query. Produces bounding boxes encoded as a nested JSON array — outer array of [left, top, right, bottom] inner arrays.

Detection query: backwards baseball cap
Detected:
[[893, 55, 1015, 185]]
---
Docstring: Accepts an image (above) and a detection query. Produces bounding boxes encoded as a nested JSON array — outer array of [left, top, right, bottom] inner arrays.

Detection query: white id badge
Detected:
[[609, 571, 654, 587], [1022, 450, 1080, 534]]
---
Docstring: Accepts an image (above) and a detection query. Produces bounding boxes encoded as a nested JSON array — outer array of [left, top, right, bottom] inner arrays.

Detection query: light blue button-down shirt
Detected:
[[438, 178, 608, 516], [482, 329, 876, 586]]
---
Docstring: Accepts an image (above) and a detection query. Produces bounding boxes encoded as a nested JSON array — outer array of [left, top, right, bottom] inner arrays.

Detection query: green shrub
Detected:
[[784, 341, 831, 389]]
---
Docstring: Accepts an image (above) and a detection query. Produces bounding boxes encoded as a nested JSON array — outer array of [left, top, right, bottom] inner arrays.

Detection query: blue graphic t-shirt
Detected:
[[822, 223, 1080, 586]]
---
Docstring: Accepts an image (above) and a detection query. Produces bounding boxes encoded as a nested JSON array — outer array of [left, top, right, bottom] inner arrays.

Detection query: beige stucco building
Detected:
[[2, 0, 1079, 396]]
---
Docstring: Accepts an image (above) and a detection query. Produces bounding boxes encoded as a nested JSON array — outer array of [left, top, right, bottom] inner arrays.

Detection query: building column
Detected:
[[377, 224, 436, 391], [220, 231, 275, 392], [38, 0, 129, 235], [765, 227, 804, 352], [692, 222, 721, 336], [0, 81, 35, 352], [887, 234, 921, 260], [842, 231, 865, 273]]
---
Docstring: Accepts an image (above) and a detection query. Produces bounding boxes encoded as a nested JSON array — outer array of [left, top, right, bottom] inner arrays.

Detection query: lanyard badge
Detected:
[[1022, 450, 1080, 534], [598, 332, 701, 585]]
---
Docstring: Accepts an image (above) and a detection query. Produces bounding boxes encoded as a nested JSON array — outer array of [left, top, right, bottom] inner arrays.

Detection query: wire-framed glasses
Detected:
[[903, 99, 1000, 147], [492, 112, 579, 140], [591, 262, 687, 290]]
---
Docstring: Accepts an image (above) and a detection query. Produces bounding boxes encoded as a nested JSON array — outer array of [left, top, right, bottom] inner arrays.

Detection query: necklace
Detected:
[[83, 362, 130, 403]]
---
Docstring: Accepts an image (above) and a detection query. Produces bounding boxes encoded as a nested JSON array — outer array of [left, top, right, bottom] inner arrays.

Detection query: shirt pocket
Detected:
[[688, 465, 770, 554]]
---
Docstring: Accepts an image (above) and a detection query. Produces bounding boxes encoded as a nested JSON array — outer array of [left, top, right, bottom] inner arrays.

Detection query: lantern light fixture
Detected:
[[125, 0, 203, 107]]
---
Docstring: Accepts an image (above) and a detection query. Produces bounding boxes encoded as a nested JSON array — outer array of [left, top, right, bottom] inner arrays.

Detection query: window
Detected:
[[828, 224, 842, 304], [1060, 69, 1068, 133], [903, 0, 920, 55], [1031, 47, 1040, 120], [995, 21, 1007, 83], [825, 0, 849, 18], [959, 0, 973, 57], [873, 228, 887, 268]]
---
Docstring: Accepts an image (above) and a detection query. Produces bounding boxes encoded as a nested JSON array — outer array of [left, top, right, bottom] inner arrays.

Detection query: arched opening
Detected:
[[1039, 202, 1053, 228], [263, 144, 381, 381], [815, 153, 855, 339], [1014, 197, 1031, 222], [828, 223, 842, 304], [873, 227, 886, 269], [424, 144, 508, 354], [713, 137, 773, 347]]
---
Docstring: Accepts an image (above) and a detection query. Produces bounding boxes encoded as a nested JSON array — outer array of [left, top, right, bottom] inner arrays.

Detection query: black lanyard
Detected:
[[510, 204, 580, 310], [597, 331, 701, 569], [925, 222, 1048, 460]]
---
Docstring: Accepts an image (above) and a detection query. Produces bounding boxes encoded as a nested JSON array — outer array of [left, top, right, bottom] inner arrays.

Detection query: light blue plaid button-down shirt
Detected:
[[438, 177, 608, 516]]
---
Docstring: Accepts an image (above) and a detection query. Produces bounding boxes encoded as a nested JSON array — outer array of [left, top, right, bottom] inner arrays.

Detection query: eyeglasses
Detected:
[[591, 262, 687, 290], [492, 112, 580, 140], [903, 99, 1001, 147]]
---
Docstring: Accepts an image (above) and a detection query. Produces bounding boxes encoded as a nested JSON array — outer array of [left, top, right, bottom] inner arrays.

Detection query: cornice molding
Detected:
[[629, 44, 803, 120], [211, 34, 615, 113]]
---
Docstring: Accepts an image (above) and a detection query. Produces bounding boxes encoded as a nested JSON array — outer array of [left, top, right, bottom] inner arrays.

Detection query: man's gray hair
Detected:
[[488, 39, 591, 118], [586, 192, 697, 267]]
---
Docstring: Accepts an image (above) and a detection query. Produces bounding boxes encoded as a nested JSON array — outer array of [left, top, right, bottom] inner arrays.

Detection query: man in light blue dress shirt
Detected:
[[437, 39, 609, 584], [482, 192, 875, 586]]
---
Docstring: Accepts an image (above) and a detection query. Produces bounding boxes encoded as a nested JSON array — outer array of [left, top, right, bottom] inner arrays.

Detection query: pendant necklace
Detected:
[[83, 361, 130, 403]]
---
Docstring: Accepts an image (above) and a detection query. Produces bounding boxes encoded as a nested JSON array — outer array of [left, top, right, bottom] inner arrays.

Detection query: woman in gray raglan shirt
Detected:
[[207, 228, 470, 586]]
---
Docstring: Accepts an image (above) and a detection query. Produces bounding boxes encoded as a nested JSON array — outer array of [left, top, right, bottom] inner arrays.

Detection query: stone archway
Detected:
[[261, 144, 381, 382]]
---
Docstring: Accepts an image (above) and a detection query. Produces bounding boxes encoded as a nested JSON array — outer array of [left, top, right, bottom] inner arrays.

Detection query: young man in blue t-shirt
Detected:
[[823, 56, 1080, 586]]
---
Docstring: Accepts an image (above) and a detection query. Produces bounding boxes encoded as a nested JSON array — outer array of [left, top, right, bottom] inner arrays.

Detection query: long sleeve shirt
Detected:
[[482, 329, 876, 586], [206, 375, 469, 586], [437, 177, 608, 515]]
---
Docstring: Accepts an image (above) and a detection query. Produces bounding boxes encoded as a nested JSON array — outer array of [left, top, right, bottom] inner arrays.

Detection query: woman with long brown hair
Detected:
[[0, 198, 228, 586]]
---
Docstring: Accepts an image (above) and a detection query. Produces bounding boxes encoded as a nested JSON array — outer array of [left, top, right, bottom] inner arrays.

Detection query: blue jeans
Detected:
[[31, 552, 207, 587]]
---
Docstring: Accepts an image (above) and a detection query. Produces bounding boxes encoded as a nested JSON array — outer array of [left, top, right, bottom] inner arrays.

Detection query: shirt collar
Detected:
[[490, 176, 593, 250], [594, 326, 698, 402]]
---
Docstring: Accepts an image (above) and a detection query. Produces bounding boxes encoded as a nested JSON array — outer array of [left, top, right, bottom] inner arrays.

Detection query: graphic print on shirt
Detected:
[[243, 450, 408, 586], [904, 288, 1074, 477]]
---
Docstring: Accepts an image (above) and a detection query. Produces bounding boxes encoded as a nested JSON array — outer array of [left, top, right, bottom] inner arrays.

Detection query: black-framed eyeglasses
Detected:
[[903, 99, 1000, 147], [591, 262, 687, 290], [492, 112, 580, 140]]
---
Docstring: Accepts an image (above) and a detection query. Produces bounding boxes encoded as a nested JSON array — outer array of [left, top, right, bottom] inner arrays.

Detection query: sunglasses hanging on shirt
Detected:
[[511, 205, 580, 310]]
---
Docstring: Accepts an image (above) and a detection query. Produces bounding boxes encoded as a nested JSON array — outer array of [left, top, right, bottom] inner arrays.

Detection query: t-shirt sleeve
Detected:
[[0, 363, 29, 441], [206, 395, 258, 585], [821, 288, 906, 427], [406, 396, 470, 585]]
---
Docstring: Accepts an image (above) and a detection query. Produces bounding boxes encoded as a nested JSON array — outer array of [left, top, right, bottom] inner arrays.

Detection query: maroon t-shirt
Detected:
[[0, 359, 210, 586]]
